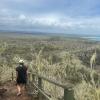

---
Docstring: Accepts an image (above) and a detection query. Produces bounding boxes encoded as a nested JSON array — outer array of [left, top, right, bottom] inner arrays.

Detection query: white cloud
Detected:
[[19, 14, 26, 20], [0, 10, 100, 34]]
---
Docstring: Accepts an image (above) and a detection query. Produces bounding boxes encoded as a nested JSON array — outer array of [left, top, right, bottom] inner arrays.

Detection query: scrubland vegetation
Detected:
[[0, 35, 100, 100]]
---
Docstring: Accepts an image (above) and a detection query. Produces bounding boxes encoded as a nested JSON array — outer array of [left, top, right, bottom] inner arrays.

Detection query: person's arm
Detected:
[[25, 66, 28, 80], [16, 71, 18, 79], [16, 67, 18, 79]]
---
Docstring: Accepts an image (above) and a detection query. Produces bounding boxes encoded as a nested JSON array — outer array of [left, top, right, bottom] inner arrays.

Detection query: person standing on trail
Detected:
[[16, 60, 28, 96]]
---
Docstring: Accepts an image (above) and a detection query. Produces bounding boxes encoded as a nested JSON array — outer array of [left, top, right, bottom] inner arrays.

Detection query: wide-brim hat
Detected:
[[19, 59, 24, 63]]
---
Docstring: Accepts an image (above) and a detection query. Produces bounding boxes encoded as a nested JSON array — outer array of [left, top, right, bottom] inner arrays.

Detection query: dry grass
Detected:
[[0, 37, 100, 100]]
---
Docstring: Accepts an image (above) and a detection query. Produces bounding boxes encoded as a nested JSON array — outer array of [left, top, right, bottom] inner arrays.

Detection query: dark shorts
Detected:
[[16, 78, 27, 85]]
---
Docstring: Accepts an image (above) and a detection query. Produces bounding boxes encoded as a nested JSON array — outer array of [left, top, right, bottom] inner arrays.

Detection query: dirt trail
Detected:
[[0, 81, 33, 100]]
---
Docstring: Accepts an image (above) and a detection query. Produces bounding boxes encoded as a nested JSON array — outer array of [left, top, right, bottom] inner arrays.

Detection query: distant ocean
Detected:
[[82, 37, 100, 41]]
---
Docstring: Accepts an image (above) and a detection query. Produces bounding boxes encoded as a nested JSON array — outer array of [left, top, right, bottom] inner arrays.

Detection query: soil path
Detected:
[[0, 81, 33, 100]]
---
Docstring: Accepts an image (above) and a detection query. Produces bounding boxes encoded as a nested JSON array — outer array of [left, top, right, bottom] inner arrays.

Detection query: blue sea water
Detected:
[[82, 37, 100, 41]]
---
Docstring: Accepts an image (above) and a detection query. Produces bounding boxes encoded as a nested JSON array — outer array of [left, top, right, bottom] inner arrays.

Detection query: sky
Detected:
[[0, 0, 100, 35]]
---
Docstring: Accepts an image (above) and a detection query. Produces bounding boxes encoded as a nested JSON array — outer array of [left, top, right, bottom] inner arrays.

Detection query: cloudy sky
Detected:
[[0, 0, 100, 35]]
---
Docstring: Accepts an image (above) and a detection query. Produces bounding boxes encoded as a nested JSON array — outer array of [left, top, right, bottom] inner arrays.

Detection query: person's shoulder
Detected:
[[16, 66, 20, 71], [24, 65, 28, 70]]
